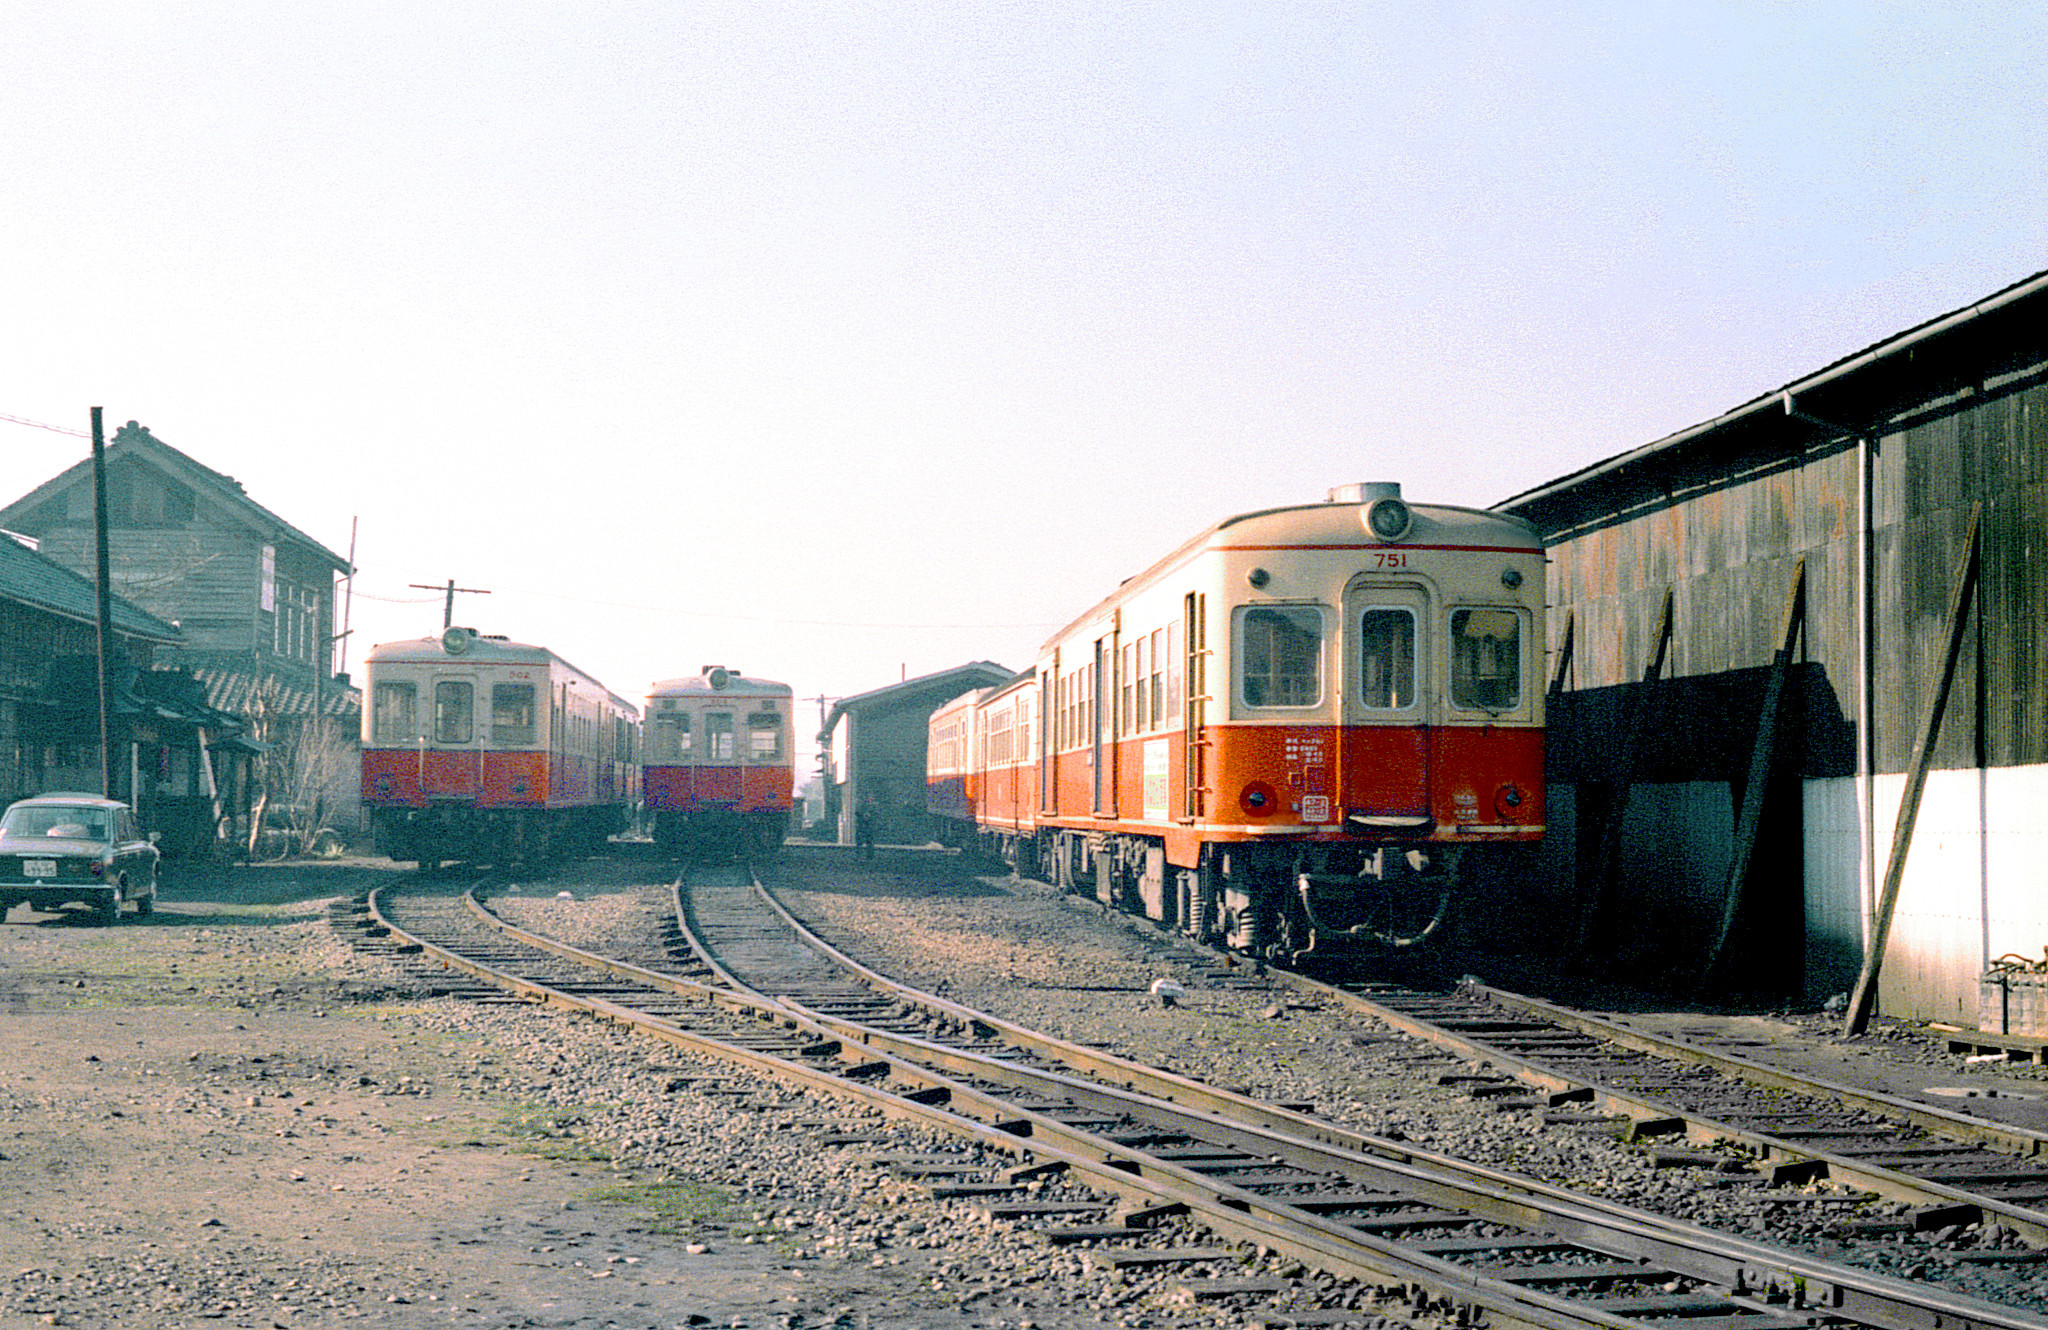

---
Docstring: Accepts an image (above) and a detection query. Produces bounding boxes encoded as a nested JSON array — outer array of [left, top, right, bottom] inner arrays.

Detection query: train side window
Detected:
[[706, 711, 734, 760], [672, 711, 693, 757], [748, 712, 781, 760], [1121, 643, 1135, 737], [1450, 608, 1522, 711], [434, 681, 474, 744], [1148, 628, 1164, 729], [492, 684, 537, 744], [1132, 637, 1147, 734], [1359, 608, 1417, 709], [1237, 605, 1323, 708], [373, 682, 417, 743]]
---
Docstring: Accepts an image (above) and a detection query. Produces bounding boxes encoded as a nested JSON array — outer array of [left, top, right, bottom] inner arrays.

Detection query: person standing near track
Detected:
[[855, 795, 876, 861]]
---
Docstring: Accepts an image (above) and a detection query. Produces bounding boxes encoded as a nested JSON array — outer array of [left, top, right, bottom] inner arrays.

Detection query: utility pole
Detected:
[[89, 407, 115, 799], [409, 578, 491, 629]]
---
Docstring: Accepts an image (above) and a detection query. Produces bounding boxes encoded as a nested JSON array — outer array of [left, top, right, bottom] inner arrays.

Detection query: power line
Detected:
[[1, 412, 89, 439], [346, 578, 1051, 632], [490, 581, 1056, 631]]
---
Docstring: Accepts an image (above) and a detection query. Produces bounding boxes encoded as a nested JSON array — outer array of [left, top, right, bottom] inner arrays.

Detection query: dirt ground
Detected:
[[0, 858, 951, 1330]]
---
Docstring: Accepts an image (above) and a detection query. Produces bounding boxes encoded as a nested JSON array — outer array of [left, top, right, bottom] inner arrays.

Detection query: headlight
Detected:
[[1364, 496, 1412, 541]]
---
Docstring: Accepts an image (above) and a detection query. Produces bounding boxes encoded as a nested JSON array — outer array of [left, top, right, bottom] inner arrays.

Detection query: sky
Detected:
[[4, 2, 2045, 775]]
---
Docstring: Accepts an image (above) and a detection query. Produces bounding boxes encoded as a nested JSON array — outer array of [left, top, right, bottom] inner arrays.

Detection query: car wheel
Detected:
[[97, 888, 120, 926], [136, 868, 157, 916]]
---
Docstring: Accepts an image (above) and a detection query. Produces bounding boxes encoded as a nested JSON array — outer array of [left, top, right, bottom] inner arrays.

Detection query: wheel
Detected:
[[96, 888, 120, 927], [135, 867, 157, 916]]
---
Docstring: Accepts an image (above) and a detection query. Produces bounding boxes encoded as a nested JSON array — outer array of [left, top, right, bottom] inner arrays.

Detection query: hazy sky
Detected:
[[5, 2, 2044, 769]]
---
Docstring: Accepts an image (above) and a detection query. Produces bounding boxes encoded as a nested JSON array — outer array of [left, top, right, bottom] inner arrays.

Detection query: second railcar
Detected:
[[643, 667, 794, 853], [361, 627, 640, 866]]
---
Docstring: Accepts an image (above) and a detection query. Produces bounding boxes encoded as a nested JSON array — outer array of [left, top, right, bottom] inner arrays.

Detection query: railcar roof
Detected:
[[647, 673, 792, 699], [366, 634, 553, 664], [1043, 497, 1541, 649], [364, 635, 639, 715]]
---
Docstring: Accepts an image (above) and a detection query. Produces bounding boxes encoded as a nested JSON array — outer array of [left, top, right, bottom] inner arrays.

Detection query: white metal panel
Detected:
[[1816, 764, 2048, 1026]]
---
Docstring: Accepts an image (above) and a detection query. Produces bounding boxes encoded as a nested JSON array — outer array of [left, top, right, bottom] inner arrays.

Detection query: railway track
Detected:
[[342, 861, 2048, 1330], [1289, 977, 2048, 1251]]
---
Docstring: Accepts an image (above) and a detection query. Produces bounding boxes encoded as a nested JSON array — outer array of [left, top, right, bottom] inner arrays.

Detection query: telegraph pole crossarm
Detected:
[[409, 579, 491, 629]]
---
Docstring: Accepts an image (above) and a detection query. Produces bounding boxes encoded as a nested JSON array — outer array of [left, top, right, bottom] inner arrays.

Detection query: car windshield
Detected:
[[2, 807, 110, 840]]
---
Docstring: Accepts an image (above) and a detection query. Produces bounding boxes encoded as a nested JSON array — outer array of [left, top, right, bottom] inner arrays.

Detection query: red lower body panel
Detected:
[[644, 765, 792, 814]]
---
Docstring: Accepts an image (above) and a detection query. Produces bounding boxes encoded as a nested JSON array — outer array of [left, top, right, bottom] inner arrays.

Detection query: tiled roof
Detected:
[[192, 667, 361, 720]]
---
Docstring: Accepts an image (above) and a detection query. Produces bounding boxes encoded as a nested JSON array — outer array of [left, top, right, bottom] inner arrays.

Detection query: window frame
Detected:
[[491, 683, 538, 746], [1234, 603, 1327, 710], [372, 681, 419, 744], [1357, 605, 1420, 712], [433, 680, 475, 745], [1447, 605, 1526, 714]]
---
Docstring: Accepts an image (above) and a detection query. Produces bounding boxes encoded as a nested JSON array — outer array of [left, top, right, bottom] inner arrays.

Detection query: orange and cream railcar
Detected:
[[361, 628, 640, 866], [642, 668, 793, 853], [928, 667, 1039, 857], [928, 483, 1545, 963]]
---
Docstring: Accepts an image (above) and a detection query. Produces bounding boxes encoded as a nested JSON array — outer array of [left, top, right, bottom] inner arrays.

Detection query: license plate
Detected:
[[23, 859, 56, 878]]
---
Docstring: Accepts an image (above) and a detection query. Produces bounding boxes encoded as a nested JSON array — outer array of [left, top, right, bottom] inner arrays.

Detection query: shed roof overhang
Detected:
[[816, 661, 1018, 744], [1497, 267, 2048, 538]]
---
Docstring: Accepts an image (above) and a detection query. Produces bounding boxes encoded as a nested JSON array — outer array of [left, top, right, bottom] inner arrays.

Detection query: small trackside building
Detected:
[[819, 662, 1016, 850]]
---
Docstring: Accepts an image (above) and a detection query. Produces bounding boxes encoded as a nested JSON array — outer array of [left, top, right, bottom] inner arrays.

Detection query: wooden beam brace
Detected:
[[1843, 507, 1983, 1037], [1699, 558, 1807, 989]]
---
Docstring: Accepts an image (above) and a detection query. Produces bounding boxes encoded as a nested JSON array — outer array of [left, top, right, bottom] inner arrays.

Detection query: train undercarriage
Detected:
[[369, 803, 627, 868], [650, 808, 786, 858], [962, 824, 1470, 970]]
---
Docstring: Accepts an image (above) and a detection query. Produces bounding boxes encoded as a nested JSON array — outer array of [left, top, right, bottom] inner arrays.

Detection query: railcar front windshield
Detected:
[[1450, 608, 1522, 711], [705, 711, 734, 760], [1238, 605, 1324, 708], [372, 682, 417, 743], [492, 684, 537, 744]]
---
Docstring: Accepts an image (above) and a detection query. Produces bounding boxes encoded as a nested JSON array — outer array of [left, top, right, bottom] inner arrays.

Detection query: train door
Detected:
[[1342, 581, 1431, 822], [1041, 648, 1058, 816], [425, 672, 480, 799], [1181, 592, 1207, 820], [704, 710, 737, 804], [1092, 633, 1116, 816]]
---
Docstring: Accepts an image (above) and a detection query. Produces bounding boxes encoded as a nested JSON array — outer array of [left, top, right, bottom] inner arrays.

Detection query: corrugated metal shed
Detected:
[[1500, 268, 2048, 1021]]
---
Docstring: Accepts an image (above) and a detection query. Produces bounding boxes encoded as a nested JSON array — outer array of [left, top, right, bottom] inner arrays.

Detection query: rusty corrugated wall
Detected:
[[1504, 273, 2048, 1019]]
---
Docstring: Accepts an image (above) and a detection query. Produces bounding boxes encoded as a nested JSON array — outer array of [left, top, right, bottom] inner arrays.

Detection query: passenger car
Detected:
[[926, 482, 1545, 964], [643, 666, 794, 854], [0, 793, 160, 925], [360, 627, 640, 866]]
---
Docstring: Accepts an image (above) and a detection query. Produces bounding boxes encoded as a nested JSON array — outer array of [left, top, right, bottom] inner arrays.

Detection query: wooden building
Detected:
[[1499, 268, 2048, 1026], [0, 423, 359, 850], [819, 662, 1015, 848], [0, 530, 247, 852]]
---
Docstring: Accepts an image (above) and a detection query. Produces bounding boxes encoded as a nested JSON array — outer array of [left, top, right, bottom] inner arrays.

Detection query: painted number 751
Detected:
[[1372, 551, 1407, 568]]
